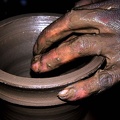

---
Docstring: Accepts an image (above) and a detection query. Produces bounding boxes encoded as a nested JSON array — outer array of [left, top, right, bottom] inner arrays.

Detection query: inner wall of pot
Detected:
[[0, 34, 92, 78], [0, 15, 93, 78]]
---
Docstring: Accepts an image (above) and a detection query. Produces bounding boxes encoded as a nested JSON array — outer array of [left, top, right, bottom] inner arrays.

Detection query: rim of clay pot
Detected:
[[0, 56, 104, 89], [0, 13, 105, 106]]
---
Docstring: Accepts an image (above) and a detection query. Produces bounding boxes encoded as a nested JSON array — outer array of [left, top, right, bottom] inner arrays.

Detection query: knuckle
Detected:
[[66, 10, 78, 28], [70, 36, 94, 55], [99, 72, 113, 89], [78, 37, 91, 54]]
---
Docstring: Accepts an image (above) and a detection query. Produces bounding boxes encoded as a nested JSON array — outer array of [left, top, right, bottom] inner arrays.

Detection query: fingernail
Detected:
[[58, 87, 76, 100], [59, 89, 68, 96]]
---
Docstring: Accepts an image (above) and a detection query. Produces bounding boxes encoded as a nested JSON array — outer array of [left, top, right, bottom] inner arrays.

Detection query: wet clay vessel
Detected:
[[0, 13, 104, 120]]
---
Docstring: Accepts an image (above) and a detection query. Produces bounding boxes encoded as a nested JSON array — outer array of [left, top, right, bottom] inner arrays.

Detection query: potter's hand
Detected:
[[31, 0, 120, 101]]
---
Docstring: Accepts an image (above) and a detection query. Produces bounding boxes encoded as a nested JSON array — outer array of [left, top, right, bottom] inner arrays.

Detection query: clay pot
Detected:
[[0, 13, 104, 120]]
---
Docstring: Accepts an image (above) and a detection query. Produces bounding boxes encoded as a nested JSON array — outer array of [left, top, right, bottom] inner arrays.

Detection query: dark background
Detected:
[[0, 0, 78, 21], [0, 0, 120, 120]]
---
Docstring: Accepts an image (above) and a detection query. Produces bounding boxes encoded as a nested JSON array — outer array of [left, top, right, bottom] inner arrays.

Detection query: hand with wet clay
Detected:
[[31, 0, 120, 101]]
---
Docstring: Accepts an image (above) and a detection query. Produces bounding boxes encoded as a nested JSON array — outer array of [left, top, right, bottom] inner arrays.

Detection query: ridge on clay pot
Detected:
[[0, 13, 104, 120]]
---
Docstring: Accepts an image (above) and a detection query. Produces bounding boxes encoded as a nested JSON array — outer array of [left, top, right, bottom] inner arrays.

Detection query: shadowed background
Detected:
[[0, 0, 78, 20]]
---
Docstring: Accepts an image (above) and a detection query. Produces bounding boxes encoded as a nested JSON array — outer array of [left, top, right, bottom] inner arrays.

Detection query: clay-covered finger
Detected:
[[74, 0, 102, 7], [31, 34, 117, 73], [58, 63, 120, 101], [34, 6, 114, 55], [74, 0, 119, 10]]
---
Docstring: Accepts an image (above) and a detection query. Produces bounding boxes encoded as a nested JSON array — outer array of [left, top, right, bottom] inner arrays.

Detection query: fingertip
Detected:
[[58, 86, 77, 101], [58, 82, 90, 101], [31, 61, 40, 73]]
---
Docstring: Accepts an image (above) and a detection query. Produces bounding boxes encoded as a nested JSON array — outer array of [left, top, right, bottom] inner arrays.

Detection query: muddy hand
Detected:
[[31, 0, 120, 101]]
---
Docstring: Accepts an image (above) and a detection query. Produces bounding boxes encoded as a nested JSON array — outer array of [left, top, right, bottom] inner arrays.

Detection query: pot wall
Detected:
[[1, 100, 87, 120]]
